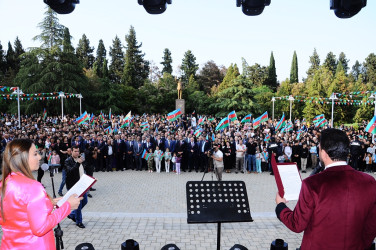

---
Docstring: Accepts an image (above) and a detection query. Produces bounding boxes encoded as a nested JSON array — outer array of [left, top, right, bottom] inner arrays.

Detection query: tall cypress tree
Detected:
[[13, 37, 25, 72], [0, 41, 6, 79], [363, 53, 376, 85], [94, 39, 106, 77], [338, 52, 349, 75], [161, 48, 173, 75], [351, 60, 362, 81], [323, 52, 337, 76], [109, 35, 124, 84], [33, 7, 65, 49], [76, 34, 95, 69], [6, 42, 15, 70], [290, 51, 298, 84], [122, 26, 149, 89], [267, 51, 278, 91], [306, 48, 320, 79], [181, 50, 199, 84]]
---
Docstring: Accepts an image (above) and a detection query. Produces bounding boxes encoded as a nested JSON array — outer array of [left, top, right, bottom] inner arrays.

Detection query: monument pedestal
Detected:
[[176, 99, 185, 114]]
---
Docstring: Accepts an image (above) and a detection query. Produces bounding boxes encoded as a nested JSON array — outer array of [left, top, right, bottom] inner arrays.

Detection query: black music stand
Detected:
[[186, 181, 253, 250]]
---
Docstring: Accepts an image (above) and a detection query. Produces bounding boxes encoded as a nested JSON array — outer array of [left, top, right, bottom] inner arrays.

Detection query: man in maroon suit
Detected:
[[275, 128, 376, 250]]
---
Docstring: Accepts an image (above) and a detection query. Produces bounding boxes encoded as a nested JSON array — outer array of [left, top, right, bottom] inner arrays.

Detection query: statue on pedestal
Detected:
[[177, 80, 183, 99]]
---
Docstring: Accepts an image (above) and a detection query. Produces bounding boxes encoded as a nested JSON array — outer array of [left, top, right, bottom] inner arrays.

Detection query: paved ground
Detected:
[[1, 169, 375, 249]]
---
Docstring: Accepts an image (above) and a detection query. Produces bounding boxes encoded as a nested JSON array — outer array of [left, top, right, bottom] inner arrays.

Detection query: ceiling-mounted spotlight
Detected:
[[330, 0, 367, 18], [236, 0, 271, 16], [138, 0, 172, 14], [44, 0, 80, 14]]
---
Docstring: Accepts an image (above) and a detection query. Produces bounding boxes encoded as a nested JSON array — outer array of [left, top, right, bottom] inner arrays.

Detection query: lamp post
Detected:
[[59, 92, 65, 120], [12, 87, 23, 129], [272, 97, 276, 121], [288, 95, 294, 122], [78, 94, 83, 115], [329, 93, 338, 128]]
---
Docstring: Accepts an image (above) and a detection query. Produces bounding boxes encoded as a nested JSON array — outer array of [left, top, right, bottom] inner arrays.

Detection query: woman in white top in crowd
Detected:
[[164, 148, 172, 173], [154, 146, 162, 173]]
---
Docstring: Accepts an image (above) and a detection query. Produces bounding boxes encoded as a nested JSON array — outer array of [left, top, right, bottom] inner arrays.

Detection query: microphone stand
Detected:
[[48, 167, 64, 250]]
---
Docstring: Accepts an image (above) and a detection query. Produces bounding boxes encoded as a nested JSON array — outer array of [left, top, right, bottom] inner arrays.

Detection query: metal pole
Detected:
[[61, 95, 64, 120], [17, 87, 20, 129], [331, 97, 335, 128], [272, 97, 275, 121], [289, 99, 292, 122], [79, 94, 82, 115], [374, 100, 376, 117]]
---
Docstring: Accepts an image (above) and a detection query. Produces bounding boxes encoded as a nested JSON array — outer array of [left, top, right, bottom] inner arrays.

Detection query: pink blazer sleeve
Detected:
[[26, 183, 71, 237], [277, 181, 315, 233]]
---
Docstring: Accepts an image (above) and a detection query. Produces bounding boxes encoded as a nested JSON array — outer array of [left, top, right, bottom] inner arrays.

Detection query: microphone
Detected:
[[41, 163, 49, 171], [41, 163, 60, 171]]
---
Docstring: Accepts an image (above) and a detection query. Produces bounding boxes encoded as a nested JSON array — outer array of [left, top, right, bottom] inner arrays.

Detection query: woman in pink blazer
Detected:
[[0, 139, 82, 250]]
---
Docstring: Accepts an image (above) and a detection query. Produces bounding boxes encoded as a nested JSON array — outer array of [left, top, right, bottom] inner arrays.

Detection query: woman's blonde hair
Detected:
[[1, 139, 35, 220]]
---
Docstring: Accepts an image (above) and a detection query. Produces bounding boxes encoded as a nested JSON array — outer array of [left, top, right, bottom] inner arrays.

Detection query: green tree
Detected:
[[338, 52, 349, 75], [161, 48, 173, 75], [323, 51, 337, 76], [247, 63, 268, 87], [290, 51, 298, 84], [363, 53, 376, 86], [13, 37, 25, 72], [122, 26, 149, 89], [266, 51, 278, 92], [306, 48, 320, 79], [5, 42, 15, 70], [351, 60, 363, 82], [181, 50, 199, 84], [0, 41, 5, 81], [93, 39, 107, 78], [33, 7, 65, 49], [197, 60, 223, 94], [76, 34, 95, 69], [218, 64, 240, 92], [108, 35, 124, 84]]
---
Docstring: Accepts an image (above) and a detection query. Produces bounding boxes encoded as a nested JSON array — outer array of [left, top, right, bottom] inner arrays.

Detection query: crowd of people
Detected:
[[0, 112, 375, 249], [0, 112, 375, 181]]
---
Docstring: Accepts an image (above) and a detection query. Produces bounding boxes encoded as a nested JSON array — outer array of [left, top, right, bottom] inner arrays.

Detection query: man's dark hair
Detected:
[[320, 128, 349, 161]]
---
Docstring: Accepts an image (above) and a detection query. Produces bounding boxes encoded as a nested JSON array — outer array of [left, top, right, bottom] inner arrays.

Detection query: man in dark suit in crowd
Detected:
[[187, 137, 199, 172], [275, 128, 376, 249], [164, 135, 175, 153], [134, 136, 144, 171], [113, 134, 124, 171], [174, 135, 186, 171], [95, 135, 105, 172], [198, 136, 211, 172], [125, 135, 134, 170]]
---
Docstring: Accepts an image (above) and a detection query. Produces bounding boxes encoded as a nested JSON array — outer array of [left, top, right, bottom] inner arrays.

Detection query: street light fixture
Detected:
[[78, 94, 83, 115], [11, 87, 24, 129], [271, 97, 276, 121], [329, 93, 338, 128], [59, 92, 65, 121]]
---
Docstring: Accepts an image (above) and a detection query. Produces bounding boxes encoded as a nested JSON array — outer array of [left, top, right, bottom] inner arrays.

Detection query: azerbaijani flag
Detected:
[[212, 133, 215, 142], [208, 117, 215, 122], [216, 117, 230, 131], [109, 109, 112, 120], [227, 110, 237, 121], [140, 122, 148, 128], [253, 111, 268, 129], [141, 149, 147, 159], [75, 111, 90, 125], [198, 116, 206, 125], [315, 118, 328, 128], [285, 122, 293, 131], [167, 109, 182, 122], [275, 113, 286, 131], [241, 114, 252, 123], [194, 128, 203, 137], [296, 129, 303, 140], [43, 108, 47, 120], [365, 116, 376, 134], [47, 152, 52, 164], [264, 134, 271, 142], [313, 114, 325, 124], [104, 126, 111, 134]]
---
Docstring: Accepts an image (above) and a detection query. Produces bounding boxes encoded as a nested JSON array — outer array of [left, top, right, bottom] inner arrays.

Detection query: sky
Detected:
[[0, 0, 375, 82]]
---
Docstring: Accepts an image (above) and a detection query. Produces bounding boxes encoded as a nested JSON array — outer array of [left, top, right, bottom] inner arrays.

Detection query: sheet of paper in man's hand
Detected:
[[57, 174, 96, 207], [277, 164, 302, 201]]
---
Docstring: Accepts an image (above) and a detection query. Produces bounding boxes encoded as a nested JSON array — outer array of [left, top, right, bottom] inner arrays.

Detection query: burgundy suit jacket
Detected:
[[276, 165, 376, 250]]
